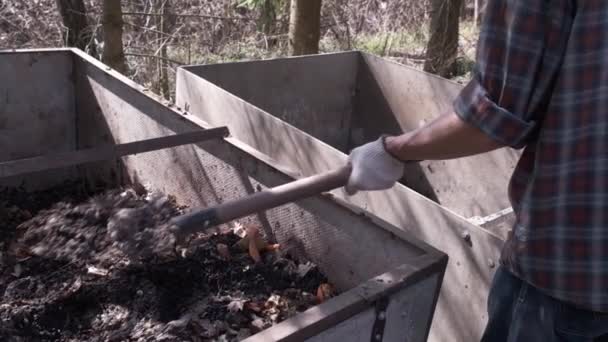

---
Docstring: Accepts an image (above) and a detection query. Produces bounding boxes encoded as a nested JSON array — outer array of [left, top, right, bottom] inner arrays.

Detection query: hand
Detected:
[[345, 136, 405, 195]]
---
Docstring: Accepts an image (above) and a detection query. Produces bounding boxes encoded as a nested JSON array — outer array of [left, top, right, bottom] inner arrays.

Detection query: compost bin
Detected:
[[175, 52, 512, 342], [0, 48, 447, 342]]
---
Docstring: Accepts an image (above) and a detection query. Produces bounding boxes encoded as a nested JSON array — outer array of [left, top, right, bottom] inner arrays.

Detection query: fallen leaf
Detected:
[[165, 313, 192, 332], [236, 234, 267, 251], [316, 283, 335, 303], [264, 244, 281, 252], [266, 294, 281, 307], [87, 265, 109, 276], [232, 222, 247, 238], [249, 240, 261, 263], [227, 299, 246, 313], [296, 262, 316, 278], [246, 226, 262, 263]]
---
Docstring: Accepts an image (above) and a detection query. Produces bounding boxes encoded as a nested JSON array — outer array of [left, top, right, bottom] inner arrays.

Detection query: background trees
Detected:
[[0, 0, 484, 100]]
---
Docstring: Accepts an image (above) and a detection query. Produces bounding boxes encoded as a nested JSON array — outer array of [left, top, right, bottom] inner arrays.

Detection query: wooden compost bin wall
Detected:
[[2, 49, 448, 341], [71, 49, 448, 340], [179, 52, 519, 220], [301, 272, 441, 342], [175, 52, 358, 153], [71, 50, 432, 292], [0, 51, 79, 190], [176, 57, 507, 342]]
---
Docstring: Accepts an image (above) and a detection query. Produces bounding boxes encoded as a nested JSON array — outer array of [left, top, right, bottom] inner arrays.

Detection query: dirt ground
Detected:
[[0, 181, 331, 341]]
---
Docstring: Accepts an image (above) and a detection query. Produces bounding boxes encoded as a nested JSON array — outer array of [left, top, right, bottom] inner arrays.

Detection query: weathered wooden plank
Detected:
[[176, 59, 507, 342], [0, 127, 229, 178]]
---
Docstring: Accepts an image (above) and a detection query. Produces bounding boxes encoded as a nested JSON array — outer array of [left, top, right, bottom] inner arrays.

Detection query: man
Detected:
[[345, 0, 608, 341]]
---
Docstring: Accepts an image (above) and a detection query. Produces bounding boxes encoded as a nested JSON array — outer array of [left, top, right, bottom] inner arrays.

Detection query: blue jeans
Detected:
[[481, 266, 608, 342]]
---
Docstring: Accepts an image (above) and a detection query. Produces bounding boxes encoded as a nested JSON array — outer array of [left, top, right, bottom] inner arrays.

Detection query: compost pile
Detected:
[[0, 182, 333, 342]]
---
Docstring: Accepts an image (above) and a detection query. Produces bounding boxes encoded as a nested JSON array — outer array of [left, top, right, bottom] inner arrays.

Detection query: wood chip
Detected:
[[87, 265, 109, 276]]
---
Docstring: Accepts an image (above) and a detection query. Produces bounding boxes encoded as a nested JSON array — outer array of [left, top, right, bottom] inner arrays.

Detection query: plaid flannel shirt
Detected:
[[454, 0, 608, 312]]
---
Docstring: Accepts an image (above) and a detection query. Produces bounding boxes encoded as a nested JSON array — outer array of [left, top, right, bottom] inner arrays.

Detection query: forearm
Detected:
[[385, 111, 504, 161]]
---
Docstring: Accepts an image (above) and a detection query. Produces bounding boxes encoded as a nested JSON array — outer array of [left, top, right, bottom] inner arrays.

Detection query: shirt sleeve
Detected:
[[454, 0, 574, 149]]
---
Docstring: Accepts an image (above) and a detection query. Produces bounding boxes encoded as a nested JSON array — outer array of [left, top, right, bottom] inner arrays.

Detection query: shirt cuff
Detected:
[[453, 79, 537, 149]]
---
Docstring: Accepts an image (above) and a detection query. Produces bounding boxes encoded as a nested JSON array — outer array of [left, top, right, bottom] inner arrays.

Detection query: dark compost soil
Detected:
[[0, 182, 331, 341]]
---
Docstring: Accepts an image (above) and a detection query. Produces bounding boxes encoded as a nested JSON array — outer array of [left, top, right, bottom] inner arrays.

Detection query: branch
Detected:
[[123, 21, 175, 37], [63, 7, 252, 21], [154, 24, 185, 56], [124, 52, 183, 65], [115, 11, 255, 21]]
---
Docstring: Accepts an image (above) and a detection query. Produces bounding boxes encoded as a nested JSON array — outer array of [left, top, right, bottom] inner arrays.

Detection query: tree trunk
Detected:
[[55, 0, 96, 55], [102, 0, 127, 74], [476, 0, 487, 26], [260, 0, 276, 35], [474, 0, 479, 24], [288, 0, 322, 56], [424, 0, 463, 78], [157, 0, 170, 99]]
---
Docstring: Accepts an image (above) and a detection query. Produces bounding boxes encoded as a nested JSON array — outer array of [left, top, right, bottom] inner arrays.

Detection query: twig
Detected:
[[123, 21, 175, 37], [125, 52, 183, 65], [0, 15, 46, 43], [95, 10, 255, 21], [154, 24, 184, 56], [124, 11, 253, 21]]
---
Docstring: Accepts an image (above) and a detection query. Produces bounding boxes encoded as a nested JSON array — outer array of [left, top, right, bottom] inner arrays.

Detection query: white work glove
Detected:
[[345, 136, 405, 196]]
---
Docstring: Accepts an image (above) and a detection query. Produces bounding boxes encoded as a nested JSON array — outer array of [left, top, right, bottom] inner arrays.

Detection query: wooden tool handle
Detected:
[[171, 165, 352, 238]]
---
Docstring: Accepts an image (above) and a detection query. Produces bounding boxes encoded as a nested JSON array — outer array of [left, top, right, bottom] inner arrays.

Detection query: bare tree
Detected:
[[157, 0, 171, 99], [102, 0, 128, 74], [424, 0, 463, 77], [475, 0, 487, 25], [288, 0, 322, 56], [55, 0, 96, 55]]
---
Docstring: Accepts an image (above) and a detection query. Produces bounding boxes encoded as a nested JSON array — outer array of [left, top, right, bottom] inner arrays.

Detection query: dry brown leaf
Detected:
[[316, 283, 335, 303], [248, 235, 262, 263], [234, 225, 266, 263], [236, 225, 266, 248], [263, 244, 281, 252], [236, 234, 267, 251]]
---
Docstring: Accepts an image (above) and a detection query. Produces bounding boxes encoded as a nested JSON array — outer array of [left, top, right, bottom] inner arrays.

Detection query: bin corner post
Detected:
[[423, 253, 449, 342], [370, 296, 390, 342]]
